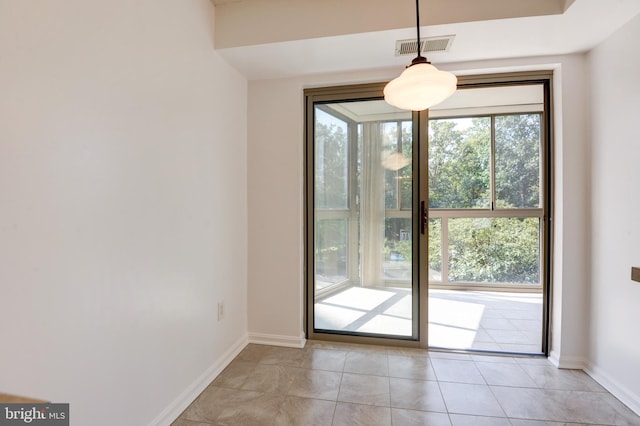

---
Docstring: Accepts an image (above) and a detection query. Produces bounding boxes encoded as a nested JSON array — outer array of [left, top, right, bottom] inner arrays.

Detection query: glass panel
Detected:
[[448, 217, 540, 284], [426, 83, 546, 355], [428, 218, 442, 282], [384, 217, 411, 280], [315, 218, 348, 289], [383, 122, 399, 209], [429, 117, 491, 209], [315, 108, 348, 209], [400, 121, 413, 210], [313, 100, 413, 338], [495, 114, 542, 208]]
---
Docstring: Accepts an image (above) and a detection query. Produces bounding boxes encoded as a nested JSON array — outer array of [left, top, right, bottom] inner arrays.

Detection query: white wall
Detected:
[[0, 1, 248, 425], [586, 13, 640, 414], [247, 55, 591, 362]]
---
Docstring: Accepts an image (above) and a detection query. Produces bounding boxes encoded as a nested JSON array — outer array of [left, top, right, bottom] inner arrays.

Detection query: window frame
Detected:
[[428, 109, 546, 290]]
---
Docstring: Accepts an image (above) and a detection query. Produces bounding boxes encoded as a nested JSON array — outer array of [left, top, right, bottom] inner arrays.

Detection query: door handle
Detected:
[[421, 201, 427, 234]]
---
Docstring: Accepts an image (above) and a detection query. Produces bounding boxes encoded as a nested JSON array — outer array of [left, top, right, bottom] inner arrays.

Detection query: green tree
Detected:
[[495, 114, 541, 208], [429, 118, 491, 208], [448, 218, 539, 283], [428, 115, 542, 285], [315, 117, 348, 209]]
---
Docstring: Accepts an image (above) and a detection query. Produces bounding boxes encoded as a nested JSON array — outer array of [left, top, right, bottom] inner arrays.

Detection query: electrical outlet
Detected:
[[217, 301, 224, 321]]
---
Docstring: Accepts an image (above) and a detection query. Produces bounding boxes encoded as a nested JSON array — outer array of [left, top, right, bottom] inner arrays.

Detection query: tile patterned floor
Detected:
[[316, 287, 543, 353], [429, 290, 543, 353], [173, 342, 640, 425]]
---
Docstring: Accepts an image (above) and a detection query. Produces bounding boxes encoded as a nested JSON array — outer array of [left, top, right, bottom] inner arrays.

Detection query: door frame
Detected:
[[304, 83, 429, 347], [303, 71, 553, 354]]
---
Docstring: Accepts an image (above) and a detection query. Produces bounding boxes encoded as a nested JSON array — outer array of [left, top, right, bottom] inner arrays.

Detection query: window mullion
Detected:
[[442, 217, 449, 285], [396, 120, 402, 210], [348, 121, 359, 284], [490, 115, 496, 211]]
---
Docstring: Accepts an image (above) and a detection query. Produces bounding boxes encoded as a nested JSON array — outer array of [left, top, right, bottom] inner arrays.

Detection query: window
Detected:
[[428, 84, 546, 289]]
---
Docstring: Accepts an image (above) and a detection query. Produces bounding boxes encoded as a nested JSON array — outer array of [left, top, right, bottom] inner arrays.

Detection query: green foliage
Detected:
[[428, 219, 442, 272], [314, 109, 542, 285], [495, 115, 541, 208], [315, 218, 347, 277], [429, 118, 491, 208], [384, 239, 412, 262], [315, 111, 349, 209], [448, 218, 540, 284]]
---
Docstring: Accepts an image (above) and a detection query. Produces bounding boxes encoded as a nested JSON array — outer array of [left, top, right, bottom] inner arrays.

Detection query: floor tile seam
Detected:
[[275, 395, 339, 426], [389, 401, 449, 414], [285, 394, 339, 405], [307, 367, 345, 373], [335, 399, 393, 409], [517, 361, 547, 382], [217, 367, 258, 390], [434, 380, 452, 417], [481, 382, 541, 389], [490, 383, 616, 398], [333, 370, 346, 407], [386, 365, 392, 419], [289, 393, 338, 403], [483, 382, 511, 419], [388, 374, 437, 382], [433, 370, 489, 385], [443, 407, 509, 418], [431, 356, 477, 363], [341, 370, 390, 378], [509, 419, 612, 426], [328, 397, 339, 426], [389, 406, 456, 424], [254, 395, 285, 426], [474, 361, 537, 388], [432, 362, 490, 380]]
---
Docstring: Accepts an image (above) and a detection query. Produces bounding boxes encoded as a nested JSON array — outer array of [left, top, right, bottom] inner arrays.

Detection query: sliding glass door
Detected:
[[306, 86, 427, 344], [305, 74, 551, 353], [426, 80, 550, 354]]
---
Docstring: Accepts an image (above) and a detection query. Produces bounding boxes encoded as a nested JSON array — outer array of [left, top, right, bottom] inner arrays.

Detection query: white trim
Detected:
[[548, 351, 586, 369], [548, 349, 560, 367], [248, 332, 306, 348], [149, 334, 249, 426], [585, 362, 640, 416]]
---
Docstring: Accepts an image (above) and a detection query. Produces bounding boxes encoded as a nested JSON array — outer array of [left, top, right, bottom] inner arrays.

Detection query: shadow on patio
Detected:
[[314, 286, 542, 354]]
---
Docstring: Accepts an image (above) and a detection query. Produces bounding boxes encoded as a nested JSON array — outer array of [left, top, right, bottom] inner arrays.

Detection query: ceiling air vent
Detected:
[[395, 35, 455, 56]]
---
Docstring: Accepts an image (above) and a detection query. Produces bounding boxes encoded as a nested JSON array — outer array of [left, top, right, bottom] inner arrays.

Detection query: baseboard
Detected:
[[548, 351, 586, 369], [149, 334, 249, 426], [248, 332, 306, 348], [548, 350, 560, 367], [585, 361, 640, 416]]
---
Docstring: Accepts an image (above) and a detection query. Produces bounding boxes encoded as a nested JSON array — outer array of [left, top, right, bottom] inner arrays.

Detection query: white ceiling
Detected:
[[213, 0, 640, 80]]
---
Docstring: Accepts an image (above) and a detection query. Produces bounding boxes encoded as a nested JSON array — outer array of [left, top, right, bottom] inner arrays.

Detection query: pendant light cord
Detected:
[[416, 0, 421, 57], [411, 0, 428, 65]]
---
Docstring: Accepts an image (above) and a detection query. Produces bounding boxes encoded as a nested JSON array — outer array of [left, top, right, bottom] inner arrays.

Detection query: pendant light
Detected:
[[384, 0, 457, 111]]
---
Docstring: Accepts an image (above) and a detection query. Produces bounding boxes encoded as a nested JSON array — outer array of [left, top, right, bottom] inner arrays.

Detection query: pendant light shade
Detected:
[[384, 60, 457, 111], [384, 0, 457, 111]]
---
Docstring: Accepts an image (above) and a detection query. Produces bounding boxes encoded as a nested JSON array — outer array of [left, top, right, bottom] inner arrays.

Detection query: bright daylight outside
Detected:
[[314, 101, 415, 337], [312, 83, 546, 353]]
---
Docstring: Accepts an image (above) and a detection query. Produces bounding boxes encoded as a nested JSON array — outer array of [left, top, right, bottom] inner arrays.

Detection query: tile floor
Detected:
[[173, 342, 640, 425], [315, 287, 543, 353], [429, 290, 543, 353]]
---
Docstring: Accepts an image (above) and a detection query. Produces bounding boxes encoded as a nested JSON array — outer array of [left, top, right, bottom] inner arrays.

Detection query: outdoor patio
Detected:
[[315, 286, 543, 353]]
